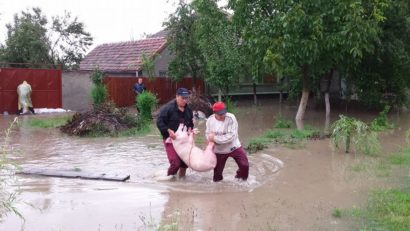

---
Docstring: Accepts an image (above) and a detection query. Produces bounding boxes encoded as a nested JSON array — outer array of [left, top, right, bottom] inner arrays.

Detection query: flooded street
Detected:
[[1, 98, 409, 230]]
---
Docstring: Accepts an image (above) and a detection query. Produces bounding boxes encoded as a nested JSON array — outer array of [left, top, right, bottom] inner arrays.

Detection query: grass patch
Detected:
[[246, 137, 270, 154], [361, 189, 410, 231], [245, 124, 320, 153], [388, 147, 410, 166], [332, 208, 342, 218], [349, 163, 367, 172], [282, 139, 306, 149], [290, 128, 319, 139], [347, 146, 410, 230], [375, 161, 391, 177], [264, 130, 286, 139], [274, 117, 292, 128], [25, 115, 72, 128], [139, 207, 180, 231], [117, 123, 151, 137]]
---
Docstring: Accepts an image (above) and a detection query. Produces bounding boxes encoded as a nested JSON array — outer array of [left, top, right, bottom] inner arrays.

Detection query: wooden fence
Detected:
[[104, 77, 205, 107]]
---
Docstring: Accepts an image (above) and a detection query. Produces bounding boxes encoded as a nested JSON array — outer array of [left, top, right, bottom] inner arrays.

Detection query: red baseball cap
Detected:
[[212, 102, 227, 115]]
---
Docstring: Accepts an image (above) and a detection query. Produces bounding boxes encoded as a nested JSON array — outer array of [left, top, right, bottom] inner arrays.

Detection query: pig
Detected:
[[167, 123, 217, 172]]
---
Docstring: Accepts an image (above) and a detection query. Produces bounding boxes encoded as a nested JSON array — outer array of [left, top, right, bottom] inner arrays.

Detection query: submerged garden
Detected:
[[1, 0, 409, 230]]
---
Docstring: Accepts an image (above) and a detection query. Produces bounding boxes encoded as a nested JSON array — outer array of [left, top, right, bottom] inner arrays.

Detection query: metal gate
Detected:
[[0, 67, 62, 114]]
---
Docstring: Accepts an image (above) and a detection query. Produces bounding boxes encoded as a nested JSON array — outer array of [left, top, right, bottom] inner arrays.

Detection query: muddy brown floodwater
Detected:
[[1, 98, 409, 230]]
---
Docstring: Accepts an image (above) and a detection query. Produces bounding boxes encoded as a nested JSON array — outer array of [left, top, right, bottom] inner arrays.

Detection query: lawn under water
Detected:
[[1, 99, 409, 230]]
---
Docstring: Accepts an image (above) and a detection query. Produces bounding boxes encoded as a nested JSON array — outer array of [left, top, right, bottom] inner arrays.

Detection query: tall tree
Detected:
[[3, 7, 93, 69], [193, 0, 244, 98], [4, 7, 51, 65], [230, 0, 388, 127], [49, 11, 93, 69], [352, 0, 410, 109], [164, 2, 206, 92]]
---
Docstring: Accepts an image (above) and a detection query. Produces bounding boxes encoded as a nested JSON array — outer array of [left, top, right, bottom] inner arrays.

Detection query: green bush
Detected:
[[90, 67, 104, 85], [370, 105, 394, 131], [331, 115, 381, 155], [90, 84, 108, 105], [89, 67, 108, 105], [136, 91, 158, 121]]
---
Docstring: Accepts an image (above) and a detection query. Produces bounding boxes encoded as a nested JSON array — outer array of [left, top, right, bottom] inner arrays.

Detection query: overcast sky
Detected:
[[0, 0, 181, 50]]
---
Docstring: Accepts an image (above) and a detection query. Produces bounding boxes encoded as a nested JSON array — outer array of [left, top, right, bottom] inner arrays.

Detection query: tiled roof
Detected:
[[80, 37, 167, 72], [148, 29, 169, 38]]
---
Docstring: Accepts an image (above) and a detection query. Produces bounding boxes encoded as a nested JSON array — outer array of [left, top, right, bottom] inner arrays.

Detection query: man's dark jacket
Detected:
[[156, 100, 194, 140]]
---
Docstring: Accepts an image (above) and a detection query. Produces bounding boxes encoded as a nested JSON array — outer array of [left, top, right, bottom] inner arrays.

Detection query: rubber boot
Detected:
[[29, 107, 35, 114]]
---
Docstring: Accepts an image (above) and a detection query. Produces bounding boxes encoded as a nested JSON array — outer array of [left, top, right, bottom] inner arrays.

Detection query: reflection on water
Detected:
[[0, 98, 409, 230]]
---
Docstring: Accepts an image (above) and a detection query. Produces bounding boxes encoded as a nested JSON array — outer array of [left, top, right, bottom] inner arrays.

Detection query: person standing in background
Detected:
[[17, 80, 35, 115], [133, 77, 146, 95]]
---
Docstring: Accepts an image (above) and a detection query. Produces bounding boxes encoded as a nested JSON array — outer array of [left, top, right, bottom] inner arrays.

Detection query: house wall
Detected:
[[62, 70, 93, 112], [104, 47, 173, 78], [153, 46, 173, 77]]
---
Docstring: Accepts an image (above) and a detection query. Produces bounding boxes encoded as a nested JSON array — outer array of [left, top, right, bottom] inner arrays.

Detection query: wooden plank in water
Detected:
[[18, 168, 130, 182]]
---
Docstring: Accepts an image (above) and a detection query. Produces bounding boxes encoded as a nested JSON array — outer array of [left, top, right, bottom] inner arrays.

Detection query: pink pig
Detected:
[[167, 123, 217, 172]]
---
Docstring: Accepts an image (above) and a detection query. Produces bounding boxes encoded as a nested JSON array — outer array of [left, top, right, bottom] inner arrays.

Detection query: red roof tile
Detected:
[[80, 37, 167, 72]]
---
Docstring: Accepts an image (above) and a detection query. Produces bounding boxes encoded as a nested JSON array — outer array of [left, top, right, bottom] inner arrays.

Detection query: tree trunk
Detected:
[[324, 112, 330, 136], [324, 92, 330, 134], [324, 69, 334, 119], [295, 90, 309, 130], [323, 69, 334, 135], [345, 133, 350, 153], [295, 65, 310, 130], [325, 92, 330, 117]]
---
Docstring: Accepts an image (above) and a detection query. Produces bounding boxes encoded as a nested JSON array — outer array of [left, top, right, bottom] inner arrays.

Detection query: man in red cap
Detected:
[[206, 101, 249, 182]]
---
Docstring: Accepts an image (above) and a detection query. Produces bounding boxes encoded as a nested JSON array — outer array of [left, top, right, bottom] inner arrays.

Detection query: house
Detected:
[[80, 36, 170, 77], [77, 32, 204, 107]]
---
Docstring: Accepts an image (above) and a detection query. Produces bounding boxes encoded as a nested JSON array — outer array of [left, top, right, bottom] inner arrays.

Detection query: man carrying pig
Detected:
[[206, 102, 249, 182], [156, 88, 193, 178]]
